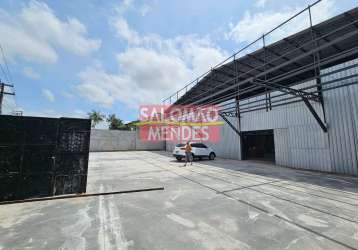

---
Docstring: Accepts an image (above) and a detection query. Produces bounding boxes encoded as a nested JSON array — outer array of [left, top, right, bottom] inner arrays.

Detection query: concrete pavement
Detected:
[[1, 151, 358, 249]]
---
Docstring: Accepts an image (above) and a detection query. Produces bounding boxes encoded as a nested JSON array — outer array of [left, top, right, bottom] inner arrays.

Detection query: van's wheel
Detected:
[[209, 153, 215, 160], [191, 153, 195, 161], [176, 157, 182, 161]]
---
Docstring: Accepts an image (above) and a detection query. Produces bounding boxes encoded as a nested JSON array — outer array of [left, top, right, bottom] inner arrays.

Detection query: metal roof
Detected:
[[168, 5, 358, 106]]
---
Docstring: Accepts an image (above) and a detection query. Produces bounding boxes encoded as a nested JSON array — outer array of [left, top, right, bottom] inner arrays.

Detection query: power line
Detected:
[[0, 60, 9, 84], [0, 44, 13, 84], [0, 43, 18, 114]]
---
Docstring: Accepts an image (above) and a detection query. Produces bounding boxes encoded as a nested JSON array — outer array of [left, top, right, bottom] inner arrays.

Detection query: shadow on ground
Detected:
[[151, 150, 358, 194]]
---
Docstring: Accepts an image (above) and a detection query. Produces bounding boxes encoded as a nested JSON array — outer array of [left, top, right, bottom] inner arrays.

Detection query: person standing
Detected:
[[184, 141, 193, 166]]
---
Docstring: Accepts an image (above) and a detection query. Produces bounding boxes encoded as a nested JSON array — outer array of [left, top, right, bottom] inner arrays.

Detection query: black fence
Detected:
[[0, 115, 91, 201]]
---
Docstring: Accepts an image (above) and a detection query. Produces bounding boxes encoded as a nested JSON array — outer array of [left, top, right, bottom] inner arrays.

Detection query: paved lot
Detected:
[[1, 151, 358, 250]]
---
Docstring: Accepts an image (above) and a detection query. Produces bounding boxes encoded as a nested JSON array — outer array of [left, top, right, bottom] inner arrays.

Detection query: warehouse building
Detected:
[[164, 4, 358, 176]]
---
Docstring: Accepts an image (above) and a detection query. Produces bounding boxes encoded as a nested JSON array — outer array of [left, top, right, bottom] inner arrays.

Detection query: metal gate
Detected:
[[0, 115, 91, 201]]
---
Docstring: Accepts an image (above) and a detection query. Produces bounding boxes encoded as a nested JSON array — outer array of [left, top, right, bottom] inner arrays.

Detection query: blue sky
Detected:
[[0, 0, 356, 126]]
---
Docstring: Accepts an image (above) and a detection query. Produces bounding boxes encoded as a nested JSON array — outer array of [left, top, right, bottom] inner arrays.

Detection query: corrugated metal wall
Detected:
[[239, 80, 331, 172], [274, 128, 290, 166], [205, 116, 241, 160], [322, 58, 358, 175], [165, 58, 358, 175]]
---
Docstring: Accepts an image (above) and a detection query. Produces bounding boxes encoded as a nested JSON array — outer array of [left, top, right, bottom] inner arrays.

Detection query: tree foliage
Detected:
[[88, 111, 136, 130], [87, 110, 105, 128], [107, 114, 127, 130]]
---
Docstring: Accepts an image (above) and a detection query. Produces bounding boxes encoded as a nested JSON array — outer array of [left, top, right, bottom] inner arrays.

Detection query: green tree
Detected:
[[107, 114, 127, 130], [87, 110, 105, 128]]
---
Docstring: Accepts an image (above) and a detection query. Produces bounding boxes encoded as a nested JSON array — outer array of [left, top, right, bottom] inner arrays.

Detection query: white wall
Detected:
[[90, 129, 165, 152]]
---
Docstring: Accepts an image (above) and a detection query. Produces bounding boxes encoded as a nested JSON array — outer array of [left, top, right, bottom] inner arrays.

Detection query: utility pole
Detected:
[[0, 80, 15, 115]]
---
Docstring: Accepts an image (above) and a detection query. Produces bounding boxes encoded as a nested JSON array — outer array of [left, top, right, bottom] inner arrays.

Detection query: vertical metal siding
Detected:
[[239, 80, 331, 172], [322, 59, 358, 176], [274, 128, 290, 166], [205, 116, 241, 160], [164, 60, 358, 175]]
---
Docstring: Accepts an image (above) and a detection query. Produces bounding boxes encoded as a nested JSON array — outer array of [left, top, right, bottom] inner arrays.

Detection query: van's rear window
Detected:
[[176, 144, 185, 147]]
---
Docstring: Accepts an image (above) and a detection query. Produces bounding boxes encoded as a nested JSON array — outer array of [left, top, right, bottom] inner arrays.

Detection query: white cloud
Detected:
[[76, 48, 192, 108], [0, 1, 101, 64], [24, 108, 87, 118], [139, 4, 151, 16], [22, 67, 40, 79], [61, 90, 75, 99], [116, 0, 134, 15], [72, 109, 87, 118], [76, 10, 228, 109], [227, 0, 335, 45], [117, 47, 190, 90], [115, 0, 151, 17], [255, 0, 268, 8], [309, 0, 336, 25], [112, 17, 141, 45], [42, 89, 55, 102]]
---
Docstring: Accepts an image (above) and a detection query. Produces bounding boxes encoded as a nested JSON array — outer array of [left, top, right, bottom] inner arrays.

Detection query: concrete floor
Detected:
[[1, 151, 358, 250]]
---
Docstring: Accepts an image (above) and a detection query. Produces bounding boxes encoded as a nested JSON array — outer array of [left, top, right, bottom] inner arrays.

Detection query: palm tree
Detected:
[[87, 110, 105, 128], [107, 114, 126, 130]]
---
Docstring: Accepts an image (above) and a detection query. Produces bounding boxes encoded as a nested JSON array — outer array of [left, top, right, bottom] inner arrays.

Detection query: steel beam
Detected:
[[188, 27, 358, 105], [252, 79, 320, 102], [312, 28, 343, 53], [164, 2, 357, 106], [248, 76, 327, 132], [344, 12, 358, 29], [248, 80, 327, 132], [265, 47, 303, 68], [219, 113, 241, 136], [180, 45, 358, 108], [212, 68, 236, 79], [301, 96, 327, 132], [238, 61, 264, 73]]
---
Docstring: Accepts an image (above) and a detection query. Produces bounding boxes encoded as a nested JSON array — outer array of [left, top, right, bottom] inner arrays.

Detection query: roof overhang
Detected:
[[172, 6, 358, 106]]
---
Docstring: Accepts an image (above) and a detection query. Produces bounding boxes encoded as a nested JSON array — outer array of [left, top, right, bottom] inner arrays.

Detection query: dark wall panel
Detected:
[[0, 115, 91, 201]]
